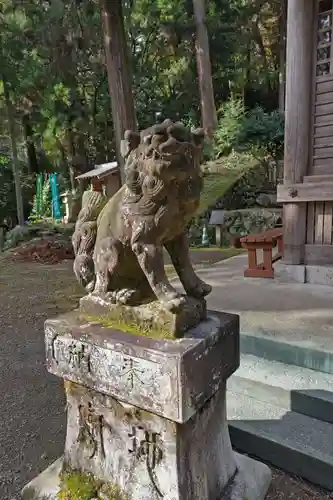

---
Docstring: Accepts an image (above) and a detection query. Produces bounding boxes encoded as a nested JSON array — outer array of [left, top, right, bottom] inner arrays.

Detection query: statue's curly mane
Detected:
[[122, 120, 204, 219]]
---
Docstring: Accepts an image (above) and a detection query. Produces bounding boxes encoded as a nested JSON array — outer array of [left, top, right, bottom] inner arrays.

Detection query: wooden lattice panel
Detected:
[[316, 0, 333, 77], [306, 200, 333, 244], [311, 0, 333, 175]]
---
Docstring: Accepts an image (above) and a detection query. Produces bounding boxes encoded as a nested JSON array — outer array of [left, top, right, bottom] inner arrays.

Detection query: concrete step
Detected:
[[227, 391, 333, 491], [240, 331, 333, 375], [228, 354, 333, 424]]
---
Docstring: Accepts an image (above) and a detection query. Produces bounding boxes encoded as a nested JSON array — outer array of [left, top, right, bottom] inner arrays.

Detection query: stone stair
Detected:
[[227, 353, 333, 491]]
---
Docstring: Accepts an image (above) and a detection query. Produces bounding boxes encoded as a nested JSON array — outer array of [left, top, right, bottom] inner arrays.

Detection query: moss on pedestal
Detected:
[[81, 308, 175, 340], [58, 468, 127, 500]]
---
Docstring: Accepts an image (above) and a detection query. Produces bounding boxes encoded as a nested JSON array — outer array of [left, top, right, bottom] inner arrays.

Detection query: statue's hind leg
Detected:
[[93, 238, 153, 305]]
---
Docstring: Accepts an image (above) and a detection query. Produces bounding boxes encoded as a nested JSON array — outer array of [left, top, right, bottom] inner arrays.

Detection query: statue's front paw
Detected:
[[85, 280, 95, 293], [116, 288, 138, 305], [162, 294, 186, 313], [186, 279, 212, 299]]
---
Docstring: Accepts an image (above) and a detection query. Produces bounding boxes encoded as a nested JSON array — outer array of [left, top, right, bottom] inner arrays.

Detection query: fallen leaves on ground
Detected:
[[9, 236, 74, 264]]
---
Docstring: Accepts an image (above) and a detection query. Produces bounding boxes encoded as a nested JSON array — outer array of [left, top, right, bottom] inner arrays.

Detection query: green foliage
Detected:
[[83, 302, 178, 340], [58, 468, 127, 500], [58, 469, 97, 500], [0, 155, 34, 223], [0, 0, 285, 226], [212, 99, 284, 162], [222, 209, 281, 237], [213, 99, 246, 158], [238, 107, 285, 160], [30, 175, 51, 219]]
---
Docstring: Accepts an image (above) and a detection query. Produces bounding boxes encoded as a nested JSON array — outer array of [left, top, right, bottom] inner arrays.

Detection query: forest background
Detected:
[[0, 0, 287, 233]]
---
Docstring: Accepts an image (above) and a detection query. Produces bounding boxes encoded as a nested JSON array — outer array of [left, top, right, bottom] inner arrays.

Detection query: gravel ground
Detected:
[[0, 258, 82, 499], [266, 468, 333, 499], [0, 256, 332, 499]]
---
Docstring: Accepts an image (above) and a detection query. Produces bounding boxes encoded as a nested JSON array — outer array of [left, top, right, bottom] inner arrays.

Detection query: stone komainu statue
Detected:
[[72, 119, 211, 312]]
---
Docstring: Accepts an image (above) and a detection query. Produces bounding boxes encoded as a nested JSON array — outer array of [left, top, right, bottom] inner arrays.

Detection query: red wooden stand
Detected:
[[240, 227, 283, 278]]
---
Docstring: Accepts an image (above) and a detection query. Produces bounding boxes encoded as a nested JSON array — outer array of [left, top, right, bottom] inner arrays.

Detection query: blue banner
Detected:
[[50, 173, 62, 220]]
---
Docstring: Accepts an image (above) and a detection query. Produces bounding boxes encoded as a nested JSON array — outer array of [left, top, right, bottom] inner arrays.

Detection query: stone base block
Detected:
[[275, 262, 333, 286], [45, 310, 239, 423], [23, 308, 271, 499], [22, 453, 271, 500], [79, 293, 207, 338], [64, 381, 237, 499], [305, 265, 333, 286], [274, 262, 305, 283]]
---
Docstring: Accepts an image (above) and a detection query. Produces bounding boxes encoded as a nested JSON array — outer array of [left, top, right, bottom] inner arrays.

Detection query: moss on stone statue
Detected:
[[58, 467, 127, 500], [81, 305, 177, 340]]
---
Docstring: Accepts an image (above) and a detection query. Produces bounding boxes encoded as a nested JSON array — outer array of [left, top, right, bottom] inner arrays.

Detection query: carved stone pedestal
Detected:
[[22, 310, 271, 500]]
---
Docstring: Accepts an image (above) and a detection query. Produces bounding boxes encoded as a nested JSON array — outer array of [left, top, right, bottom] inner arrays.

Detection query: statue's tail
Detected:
[[72, 190, 107, 293], [73, 252, 96, 292]]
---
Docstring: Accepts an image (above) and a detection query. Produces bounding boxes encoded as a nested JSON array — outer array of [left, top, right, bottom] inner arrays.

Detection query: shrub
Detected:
[[213, 99, 245, 158], [238, 106, 285, 161], [212, 99, 284, 164]]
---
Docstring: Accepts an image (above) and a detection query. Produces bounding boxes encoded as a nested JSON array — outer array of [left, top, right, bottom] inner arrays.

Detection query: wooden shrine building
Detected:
[[277, 0, 333, 284], [76, 161, 121, 197]]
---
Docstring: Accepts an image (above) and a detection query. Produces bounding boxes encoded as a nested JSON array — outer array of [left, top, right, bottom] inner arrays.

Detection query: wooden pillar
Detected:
[[282, 0, 314, 264], [193, 0, 218, 138]]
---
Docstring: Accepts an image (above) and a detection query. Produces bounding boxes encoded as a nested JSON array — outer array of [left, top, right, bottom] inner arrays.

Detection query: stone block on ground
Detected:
[[274, 262, 305, 283]]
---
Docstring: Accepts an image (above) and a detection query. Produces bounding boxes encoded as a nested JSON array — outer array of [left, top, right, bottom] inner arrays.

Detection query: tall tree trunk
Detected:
[[193, 0, 218, 138], [66, 128, 77, 193], [3, 78, 25, 226], [22, 114, 39, 174], [252, 17, 271, 93], [278, 0, 288, 111], [100, 0, 137, 183]]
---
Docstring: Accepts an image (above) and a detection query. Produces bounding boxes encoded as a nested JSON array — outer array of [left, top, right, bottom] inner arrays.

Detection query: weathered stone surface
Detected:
[[223, 453, 272, 500], [63, 382, 238, 500], [28, 382, 237, 500], [72, 189, 108, 293], [306, 264, 333, 286], [21, 458, 62, 500], [79, 293, 207, 338], [23, 302, 271, 500], [274, 262, 305, 283], [72, 119, 212, 316], [256, 192, 278, 207], [45, 310, 239, 423], [21, 446, 271, 500]]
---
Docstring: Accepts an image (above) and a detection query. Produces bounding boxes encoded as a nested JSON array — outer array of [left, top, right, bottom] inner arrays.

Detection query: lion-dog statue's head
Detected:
[[121, 119, 206, 226]]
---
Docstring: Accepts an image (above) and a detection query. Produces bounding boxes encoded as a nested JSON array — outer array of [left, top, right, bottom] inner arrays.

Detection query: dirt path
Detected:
[[0, 258, 82, 499], [0, 256, 331, 499]]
